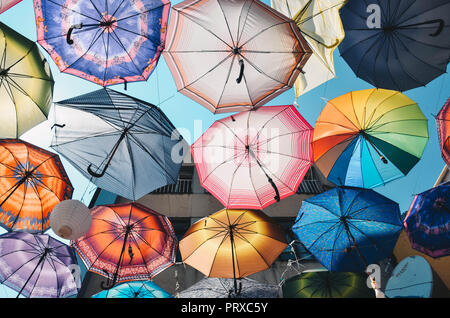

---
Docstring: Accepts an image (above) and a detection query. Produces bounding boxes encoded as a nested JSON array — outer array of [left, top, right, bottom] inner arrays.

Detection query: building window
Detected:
[[151, 166, 194, 194], [296, 167, 326, 195]]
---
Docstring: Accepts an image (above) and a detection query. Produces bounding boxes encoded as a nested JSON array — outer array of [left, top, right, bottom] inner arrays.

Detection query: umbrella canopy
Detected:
[[271, 0, 347, 99], [0, 139, 73, 233], [92, 281, 172, 298], [0, 0, 21, 14], [292, 187, 403, 272], [163, 0, 312, 114], [192, 105, 313, 209], [73, 202, 177, 288], [50, 88, 184, 201], [313, 88, 428, 188], [0, 231, 78, 298], [0, 22, 54, 138], [33, 0, 170, 87], [338, 0, 450, 92], [178, 277, 279, 298], [282, 270, 375, 298], [404, 182, 450, 258], [179, 209, 287, 293], [437, 97, 450, 166]]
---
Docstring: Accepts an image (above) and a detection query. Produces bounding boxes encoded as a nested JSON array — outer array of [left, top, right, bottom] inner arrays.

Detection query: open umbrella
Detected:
[[0, 22, 54, 138], [292, 187, 403, 272], [50, 88, 184, 201], [33, 0, 170, 87], [163, 0, 312, 114], [192, 105, 313, 209], [282, 270, 375, 298], [404, 182, 450, 258], [313, 88, 428, 188], [271, 0, 347, 100], [0, 139, 73, 233], [339, 0, 450, 91], [179, 209, 287, 295], [92, 281, 172, 298], [437, 97, 450, 166], [73, 202, 177, 289], [0, 231, 78, 298], [0, 0, 21, 14]]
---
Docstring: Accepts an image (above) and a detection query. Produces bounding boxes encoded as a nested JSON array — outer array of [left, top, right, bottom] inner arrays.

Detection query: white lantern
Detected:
[[50, 200, 92, 241]]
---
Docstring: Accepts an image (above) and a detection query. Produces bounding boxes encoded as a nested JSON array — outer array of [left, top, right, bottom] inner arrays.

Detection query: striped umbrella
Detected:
[[436, 97, 450, 166], [192, 105, 313, 210], [73, 202, 177, 289], [313, 88, 428, 188], [0, 139, 73, 233], [0, 0, 22, 14]]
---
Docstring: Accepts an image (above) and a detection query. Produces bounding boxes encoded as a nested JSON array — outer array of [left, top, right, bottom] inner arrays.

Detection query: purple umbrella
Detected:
[[0, 232, 78, 298]]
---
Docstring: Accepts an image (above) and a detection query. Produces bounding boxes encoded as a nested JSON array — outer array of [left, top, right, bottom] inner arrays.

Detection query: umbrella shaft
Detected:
[[16, 251, 47, 298], [229, 228, 238, 294], [0, 175, 29, 208]]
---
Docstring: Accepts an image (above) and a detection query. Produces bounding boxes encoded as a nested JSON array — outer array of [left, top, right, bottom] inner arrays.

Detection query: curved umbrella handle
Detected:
[[87, 163, 107, 178], [430, 19, 444, 37], [120, 77, 128, 90], [236, 59, 244, 84], [67, 23, 83, 45], [268, 177, 281, 202]]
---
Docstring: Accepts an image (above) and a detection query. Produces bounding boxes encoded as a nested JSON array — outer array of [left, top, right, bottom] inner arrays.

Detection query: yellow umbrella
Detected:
[[179, 209, 287, 294], [271, 0, 347, 102]]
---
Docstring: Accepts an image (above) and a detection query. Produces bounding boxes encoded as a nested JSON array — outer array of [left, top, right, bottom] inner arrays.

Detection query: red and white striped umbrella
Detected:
[[192, 105, 313, 210]]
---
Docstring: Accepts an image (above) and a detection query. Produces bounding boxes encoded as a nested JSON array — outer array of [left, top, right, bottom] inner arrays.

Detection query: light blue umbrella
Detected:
[[92, 281, 172, 298]]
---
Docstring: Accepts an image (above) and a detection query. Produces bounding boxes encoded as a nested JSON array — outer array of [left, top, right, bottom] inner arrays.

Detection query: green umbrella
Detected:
[[282, 270, 375, 298], [0, 22, 53, 138]]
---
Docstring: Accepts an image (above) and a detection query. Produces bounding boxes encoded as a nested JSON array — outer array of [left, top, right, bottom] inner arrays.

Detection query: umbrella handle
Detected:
[[67, 24, 83, 45], [236, 59, 244, 84], [87, 163, 107, 178]]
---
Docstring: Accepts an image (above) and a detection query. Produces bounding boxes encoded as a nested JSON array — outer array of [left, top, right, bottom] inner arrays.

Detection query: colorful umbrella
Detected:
[[0, 0, 22, 14], [0, 231, 78, 298], [179, 209, 287, 294], [92, 281, 172, 298], [292, 187, 403, 272], [282, 270, 375, 298], [0, 22, 54, 138], [313, 88, 428, 188], [50, 88, 184, 201], [33, 0, 170, 87], [339, 0, 450, 91], [192, 105, 313, 209], [163, 0, 312, 114], [73, 202, 177, 289], [404, 182, 450, 258], [0, 139, 73, 233], [271, 0, 347, 100], [437, 97, 450, 166]]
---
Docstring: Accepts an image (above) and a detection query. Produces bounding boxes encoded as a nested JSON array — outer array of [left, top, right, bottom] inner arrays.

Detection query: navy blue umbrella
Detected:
[[339, 0, 450, 91], [292, 187, 403, 272], [404, 182, 450, 258]]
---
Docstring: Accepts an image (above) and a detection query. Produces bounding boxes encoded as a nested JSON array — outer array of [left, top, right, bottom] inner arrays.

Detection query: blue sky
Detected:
[[0, 0, 448, 297]]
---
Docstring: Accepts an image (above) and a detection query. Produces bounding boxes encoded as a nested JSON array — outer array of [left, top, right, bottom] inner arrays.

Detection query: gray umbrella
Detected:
[[51, 88, 184, 200]]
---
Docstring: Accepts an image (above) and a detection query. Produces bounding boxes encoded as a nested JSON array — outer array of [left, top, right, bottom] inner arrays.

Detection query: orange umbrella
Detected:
[[179, 209, 287, 294], [0, 139, 73, 233]]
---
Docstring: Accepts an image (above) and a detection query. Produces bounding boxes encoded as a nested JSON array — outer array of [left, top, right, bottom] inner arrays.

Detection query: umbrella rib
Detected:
[[5, 76, 48, 119], [7, 73, 53, 82], [51, 130, 123, 147], [216, 54, 236, 107], [112, 25, 163, 56], [338, 31, 381, 57], [0, 252, 42, 287], [113, 3, 166, 23], [102, 27, 111, 84], [108, 28, 145, 78], [128, 233, 162, 280], [346, 220, 392, 257], [302, 221, 341, 251], [225, 154, 248, 207], [19, 253, 47, 298], [249, 107, 291, 145], [87, 0, 104, 19], [315, 120, 359, 132], [239, 53, 288, 86], [248, 162, 263, 208], [236, 0, 255, 45], [200, 150, 247, 184], [397, 2, 449, 26], [47, 0, 101, 22], [233, 232, 271, 268], [251, 129, 313, 149], [216, 0, 236, 47], [367, 113, 426, 132], [256, 149, 313, 162]]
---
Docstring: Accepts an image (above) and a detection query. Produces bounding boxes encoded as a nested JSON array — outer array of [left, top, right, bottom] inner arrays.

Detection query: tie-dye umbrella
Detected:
[[73, 202, 177, 290], [92, 281, 172, 298], [179, 209, 287, 295], [0, 231, 78, 298], [292, 187, 403, 272], [163, 0, 312, 114], [282, 270, 375, 298], [33, 0, 170, 87], [0, 139, 73, 233], [191, 105, 313, 209], [404, 182, 450, 258], [437, 98, 450, 166], [271, 0, 347, 101], [50, 88, 184, 201], [313, 88, 428, 188], [339, 0, 450, 91], [0, 0, 22, 14], [0, 22, 54, 138]]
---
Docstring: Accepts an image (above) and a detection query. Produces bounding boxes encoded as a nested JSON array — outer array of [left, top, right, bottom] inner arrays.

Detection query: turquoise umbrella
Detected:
[[92, 281, 172, 298]]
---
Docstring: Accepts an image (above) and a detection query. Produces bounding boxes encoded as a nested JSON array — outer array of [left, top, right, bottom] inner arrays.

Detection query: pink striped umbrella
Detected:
[[192, 105, 313, 210], [0, 0, 21, 14]]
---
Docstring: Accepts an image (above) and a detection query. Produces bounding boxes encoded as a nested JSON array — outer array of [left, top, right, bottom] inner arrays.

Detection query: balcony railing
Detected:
[[152, 179, 193, 194]]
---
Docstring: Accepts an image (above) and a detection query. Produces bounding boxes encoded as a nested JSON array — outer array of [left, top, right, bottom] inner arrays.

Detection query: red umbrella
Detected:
[[437, 97, 450, 166], [191, 105, 313, 209]]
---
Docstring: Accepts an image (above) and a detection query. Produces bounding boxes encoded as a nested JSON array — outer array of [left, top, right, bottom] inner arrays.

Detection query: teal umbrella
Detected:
[[92, 281, 172, 298]]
